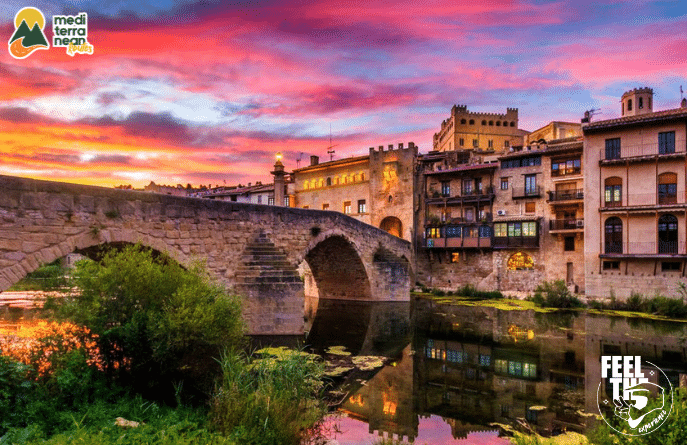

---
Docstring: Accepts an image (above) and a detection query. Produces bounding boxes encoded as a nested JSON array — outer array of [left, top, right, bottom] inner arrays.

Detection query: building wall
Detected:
[[584, 94, 687, 299], [433, 105, 527, 153]]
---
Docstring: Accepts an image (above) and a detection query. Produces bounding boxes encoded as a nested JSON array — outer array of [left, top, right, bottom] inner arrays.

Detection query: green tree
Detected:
[[58, 244, 244, 401]]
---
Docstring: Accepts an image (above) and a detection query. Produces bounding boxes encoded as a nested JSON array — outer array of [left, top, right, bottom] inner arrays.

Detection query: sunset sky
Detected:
[[1, 0, 686, 188]]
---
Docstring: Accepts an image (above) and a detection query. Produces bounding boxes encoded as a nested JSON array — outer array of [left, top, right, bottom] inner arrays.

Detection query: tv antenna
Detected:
[[296, 152, 304, 168], [326, 124, 338, 161], [583, 108, 601, 123]]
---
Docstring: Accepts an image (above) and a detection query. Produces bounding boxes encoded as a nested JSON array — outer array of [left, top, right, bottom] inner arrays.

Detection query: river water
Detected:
[[307, 296, 687, 444]]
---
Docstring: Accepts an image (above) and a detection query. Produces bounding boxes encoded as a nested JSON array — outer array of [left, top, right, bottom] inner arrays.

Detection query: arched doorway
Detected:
[[380, 216, 403, 238]]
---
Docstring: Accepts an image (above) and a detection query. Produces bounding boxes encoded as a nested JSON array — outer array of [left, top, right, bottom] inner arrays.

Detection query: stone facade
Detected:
[[417, 121, 585, 294], [289, 142, 417, 241], [584, 88, 687, 299], [433, 105, 528, 153], [0, 175, 412, 336]]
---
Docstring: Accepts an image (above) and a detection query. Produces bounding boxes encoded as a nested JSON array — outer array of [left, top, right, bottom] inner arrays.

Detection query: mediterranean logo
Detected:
[[596, 355, 673, 436], [7, 7, 94, 59], [8, 7, 49, 59]]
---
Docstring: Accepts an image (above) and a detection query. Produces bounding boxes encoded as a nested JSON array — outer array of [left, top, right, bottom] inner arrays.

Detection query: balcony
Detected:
[[425, 186, 495, 203], [424, 224, 493, 249], [600, 192, 687, 211], [493, 236, 539, 249], [551, 167, 581, 177], [600, 241, 687, 258], [549, 219, 584, 231], [601, 140, 686, 163], [512, 186, 541, 199], [425, 236, 492, 249], [548, 189, 583, 202]]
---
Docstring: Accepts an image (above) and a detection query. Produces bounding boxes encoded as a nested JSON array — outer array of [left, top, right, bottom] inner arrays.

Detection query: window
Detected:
[[357, 199, 367, 213], [488, 139, 494, 148], [662, 261, 681, 271], [479, 354, 491, 367], [525, 174, 537, 195], [604, 177, 622, 206], [605, 138, 621, 159], [426, 227, 440, 238], [463, 179, 473, 195], [507, 252, 534, 270], [268, 196, 274, 205], [504, 140, 510, 148], [659, 131, 675, 154], [473, 139, 479, 148], [525, 202, 535, 213], [639, 97, 644, 109], [489, 120, 494, 126], [501, 177, 509, 190], [322, 203, 329, 210], [482, 120, 486, 125], [552, 158, 581, 176], [326, 177, 332, 186], [627, 99, 632, 111], [469, 119, 474, 125], [603, 261, 620, 270], [605, 217, 623, 253], [284, 196, 290, 206], [658, 214, 678, 253], [343, 201, 351, 214], [257, 195, 262, 204], [451, 252, 461, 263], [441, 181, 451, 197], [564, 236, 575, 251], [445, 225, 461, 238], [658, 172, 677, 204], [501, 156, 541, 169], [495, 359, 508, 373], [459, 138, 464, 147], [303, 205, 309, 209]]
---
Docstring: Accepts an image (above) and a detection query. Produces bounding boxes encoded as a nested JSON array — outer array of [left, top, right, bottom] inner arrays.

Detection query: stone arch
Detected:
[[300, 231, 372, 301], [380, 216, 403, 238], [1, 228, 191, 292]]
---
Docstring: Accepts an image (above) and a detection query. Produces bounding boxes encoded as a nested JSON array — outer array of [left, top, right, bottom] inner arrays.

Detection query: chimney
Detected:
[[310, 155, 319, 166]]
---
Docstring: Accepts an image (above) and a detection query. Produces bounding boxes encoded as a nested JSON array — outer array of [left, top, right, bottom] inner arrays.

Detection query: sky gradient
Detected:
[[1, 0, 686, 188]]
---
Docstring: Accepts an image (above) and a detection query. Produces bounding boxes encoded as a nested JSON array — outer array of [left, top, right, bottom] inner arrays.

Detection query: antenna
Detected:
[[681, 85, 684, 100], [583, 108, 601, 123], [325, 124, 338, 161], [296, 152, 304, 168]]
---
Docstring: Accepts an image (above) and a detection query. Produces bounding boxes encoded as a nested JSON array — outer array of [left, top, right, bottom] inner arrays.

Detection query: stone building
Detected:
[[289, 143, 417, 242], [583, 87, 687, 299], [433, 105, 529, 153], [417, 121, 585, 293]]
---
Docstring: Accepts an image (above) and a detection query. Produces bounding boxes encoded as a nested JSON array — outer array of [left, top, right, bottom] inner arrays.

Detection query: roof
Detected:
[[583, 107, 687, 132], [424, 162, 498, 176], [292, 155, 369, 173]]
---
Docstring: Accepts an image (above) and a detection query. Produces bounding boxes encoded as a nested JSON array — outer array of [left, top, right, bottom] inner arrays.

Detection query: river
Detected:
[[306, 296, 687, 444]]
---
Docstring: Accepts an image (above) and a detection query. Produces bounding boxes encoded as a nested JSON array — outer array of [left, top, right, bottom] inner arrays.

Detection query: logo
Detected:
[[8, 7, 49, 59], [52, 13, 93, 56], [597, 355, 673, 436]]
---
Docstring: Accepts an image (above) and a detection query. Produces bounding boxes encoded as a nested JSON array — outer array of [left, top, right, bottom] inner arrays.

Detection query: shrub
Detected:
[[8, 260, 69, 291], [532, 280, 584, 309], [211, 349, 326, 445], [55, 244, 244, 401]]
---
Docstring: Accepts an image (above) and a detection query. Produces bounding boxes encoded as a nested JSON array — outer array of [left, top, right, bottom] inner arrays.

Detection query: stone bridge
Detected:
[[0, 175, 412, 336]]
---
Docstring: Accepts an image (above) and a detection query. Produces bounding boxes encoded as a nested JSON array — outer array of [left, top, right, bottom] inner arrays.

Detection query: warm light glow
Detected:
[[276, 152, 283, 162]]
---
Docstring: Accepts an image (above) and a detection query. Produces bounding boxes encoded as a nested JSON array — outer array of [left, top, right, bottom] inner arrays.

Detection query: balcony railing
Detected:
[[513, 186, 541, 199], [493, 236, 539, 248], [549, 219, 584, 230], [425, 236, 492, 249], [548, 189, 583, 202], [426, 186, 495, 200], [551, 167, 581, 177], [601, 192, 686, 208], [603, 241, 685, 255], [602, 140, 687, 161]]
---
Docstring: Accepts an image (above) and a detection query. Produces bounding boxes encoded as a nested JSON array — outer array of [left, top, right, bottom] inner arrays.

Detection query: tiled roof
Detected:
[[583, 107, 687, 132]]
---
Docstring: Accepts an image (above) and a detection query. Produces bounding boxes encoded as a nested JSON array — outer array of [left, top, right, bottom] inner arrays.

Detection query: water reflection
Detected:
[[312, 297, 687, 443]]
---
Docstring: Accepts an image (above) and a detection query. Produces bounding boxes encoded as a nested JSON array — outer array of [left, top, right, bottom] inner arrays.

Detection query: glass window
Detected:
[[357, 199, 366, 213], [268, 197, 274, 205], [284, 196, 290, 206], [604, 177, 622, 206], [322, 203, 329, 210], [605, 138, 621, 159], [441, 181, 451, 196], [501, 178, 509, 190], [522, 222, 536, 237], [463, 179, 473, 194], [659, 132, 675, 154], [343, 201, 351, 214], [605, 217, 623, 253], [525, 174, 537, 195], [658, 214, 678, 254], [494, 223, 507, 237], [658, 172, 677, 204]]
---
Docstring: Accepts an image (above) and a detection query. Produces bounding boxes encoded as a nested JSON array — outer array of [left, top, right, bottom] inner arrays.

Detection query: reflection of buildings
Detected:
[[584, 88, 687, 298]]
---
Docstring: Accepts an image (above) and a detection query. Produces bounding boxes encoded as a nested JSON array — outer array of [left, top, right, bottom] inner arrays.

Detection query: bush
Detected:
[[454, 284, 504, 300], [8, 260, 69, 291], [532, 280, 584, 309], [211, 349, 326, 445], [55, 244, 245, 401]]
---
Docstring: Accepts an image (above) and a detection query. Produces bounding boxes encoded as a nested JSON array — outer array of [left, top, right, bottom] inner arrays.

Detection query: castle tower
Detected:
[[621, 87, 653, 117]]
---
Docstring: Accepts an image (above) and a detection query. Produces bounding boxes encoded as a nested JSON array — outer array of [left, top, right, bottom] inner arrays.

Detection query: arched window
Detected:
[[326, 177, 332, 186], [658, 214, 678, 253], [507, 252, 533, 270], [496, 121, 501, 126], [627, 99, 633, 111], [489, 120, 494, 126], [604, 177, 622, 207], [460, 119, 466, 124], [481, 120, 487, 125], [658, 172, 677, 204], [510, 122, 515, 127], [605, 217, 623, 254], [469, 119, 475, 125]]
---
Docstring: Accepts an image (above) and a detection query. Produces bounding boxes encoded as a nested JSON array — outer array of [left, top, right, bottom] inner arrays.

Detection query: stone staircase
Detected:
[[234, 233, 301, 285]]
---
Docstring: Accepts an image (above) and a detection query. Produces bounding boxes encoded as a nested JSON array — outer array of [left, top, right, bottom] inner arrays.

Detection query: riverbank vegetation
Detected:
[[0, 245, 328, 444]]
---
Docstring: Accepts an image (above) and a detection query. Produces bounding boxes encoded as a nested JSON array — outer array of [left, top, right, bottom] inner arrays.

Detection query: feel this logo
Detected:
[[597, 355, 673, 436], [8, 7, 49, 59]]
